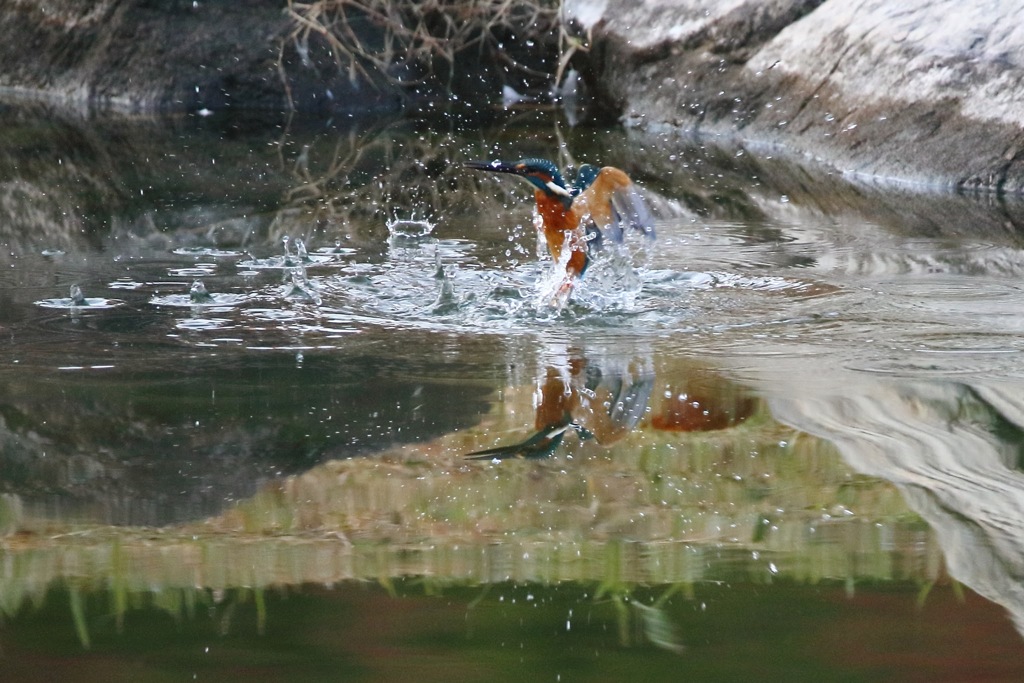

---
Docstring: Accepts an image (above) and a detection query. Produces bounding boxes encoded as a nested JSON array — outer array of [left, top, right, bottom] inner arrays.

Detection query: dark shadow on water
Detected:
[[0, 335, 494, 525]]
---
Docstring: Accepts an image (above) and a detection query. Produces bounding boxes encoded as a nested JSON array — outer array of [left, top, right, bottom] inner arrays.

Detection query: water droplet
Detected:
[[189, 280, 213, 303]]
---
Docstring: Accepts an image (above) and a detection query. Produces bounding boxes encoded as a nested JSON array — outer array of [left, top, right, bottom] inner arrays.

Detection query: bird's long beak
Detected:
[[463, 159, 520, 175]]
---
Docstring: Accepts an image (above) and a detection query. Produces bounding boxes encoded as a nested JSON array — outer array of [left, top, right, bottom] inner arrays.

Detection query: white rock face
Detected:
[[568, 0, 751, 48], [750, 0, 1024, 127], [567, 0, 1024, 192]]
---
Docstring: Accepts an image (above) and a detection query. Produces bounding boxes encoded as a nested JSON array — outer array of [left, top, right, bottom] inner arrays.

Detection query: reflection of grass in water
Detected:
[[48, 572, 691, 653], [279, 0, 566, 95], [0, 401, 936, 649], [3, 576, 975, 683], [21, 581, 271, 649], [592, 541, 688, 653]]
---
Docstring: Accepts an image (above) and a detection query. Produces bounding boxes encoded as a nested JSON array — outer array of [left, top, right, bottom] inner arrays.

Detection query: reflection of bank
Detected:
[[468, 344, 758, 459], [770, 380, 1024, 639]]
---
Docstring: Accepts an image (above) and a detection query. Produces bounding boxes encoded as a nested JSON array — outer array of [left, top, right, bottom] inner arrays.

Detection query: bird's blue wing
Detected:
[[608, 183, 656, 242]]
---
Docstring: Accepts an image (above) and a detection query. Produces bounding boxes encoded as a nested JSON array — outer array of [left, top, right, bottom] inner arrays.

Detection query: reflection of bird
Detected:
[[465, 412, 578, 460], [464, 158, 655, 288], [465, 359, 653, 460], [464, 354, 760, 461]]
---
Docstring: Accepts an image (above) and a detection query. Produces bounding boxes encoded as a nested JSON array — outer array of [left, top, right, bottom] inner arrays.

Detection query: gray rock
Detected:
[[568, 0, 1024, 192], [0, 0, 402, 114]]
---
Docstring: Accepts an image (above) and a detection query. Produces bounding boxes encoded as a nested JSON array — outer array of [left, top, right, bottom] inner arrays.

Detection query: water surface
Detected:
[[2, 103, 1024, 679]]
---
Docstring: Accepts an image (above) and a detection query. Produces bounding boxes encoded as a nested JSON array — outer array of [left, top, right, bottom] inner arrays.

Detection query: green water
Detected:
[[2, 581, 1012, 682]]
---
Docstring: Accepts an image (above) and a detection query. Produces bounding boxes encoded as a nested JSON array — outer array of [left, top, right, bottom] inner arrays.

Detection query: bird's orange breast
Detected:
[[534, 190, 584, 273]]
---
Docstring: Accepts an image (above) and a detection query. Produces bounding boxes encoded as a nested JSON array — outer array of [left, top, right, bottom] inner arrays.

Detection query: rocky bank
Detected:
[[567, 0, 1024, 193], [2, 0, 1024, 191]]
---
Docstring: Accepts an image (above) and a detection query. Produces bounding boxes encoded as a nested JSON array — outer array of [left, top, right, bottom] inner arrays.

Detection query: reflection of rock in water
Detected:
[[771, 382, 1024, 637], [0, 350, 493, 527], [0, 107, 124, 254]]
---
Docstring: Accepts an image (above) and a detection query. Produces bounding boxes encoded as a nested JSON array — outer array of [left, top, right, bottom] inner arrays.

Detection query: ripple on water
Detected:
[[34, 296, 126, 310], [175, 317, 235, 332], [235, 254, 336, 269], [149, 293, 248, 308], [844, 358, 1005, 377], [313, 246, 356, 257], [108, 278, 146, 290], [705, 271, 837, 297], [171, 246, 244, 258], [243, 308, 305, 322], [883, 278, 1020, 299], [167, 265, 218, 277], [878, 279, 1024, 335], [844, 335, 1024, 378]]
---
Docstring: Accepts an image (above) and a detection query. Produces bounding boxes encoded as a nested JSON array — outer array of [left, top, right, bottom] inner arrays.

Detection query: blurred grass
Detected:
[[0, 386, 946, 650], [0, 378, 937, 607]]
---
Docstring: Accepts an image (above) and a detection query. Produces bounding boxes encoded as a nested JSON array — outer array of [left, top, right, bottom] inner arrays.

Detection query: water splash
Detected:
[[282, 265, 322, 305], [387, 215, 436, 239], [313, 239, 356, 257], [172, 246, 244, 258], [146, 214, 831, 349], [430, 248, 459, 314], [70, 284, 87, 306], [237, 235, 336, 270], [190, 280, 214, 303], [35, 285, 125, 310], [149, 280, 247, 308]]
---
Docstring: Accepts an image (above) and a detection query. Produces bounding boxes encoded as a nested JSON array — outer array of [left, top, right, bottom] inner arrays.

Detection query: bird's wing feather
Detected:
[[574, 167, 655, 243]]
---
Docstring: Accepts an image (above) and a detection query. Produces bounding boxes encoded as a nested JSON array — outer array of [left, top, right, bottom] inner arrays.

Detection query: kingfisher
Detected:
[[464, 158, 655, 293]]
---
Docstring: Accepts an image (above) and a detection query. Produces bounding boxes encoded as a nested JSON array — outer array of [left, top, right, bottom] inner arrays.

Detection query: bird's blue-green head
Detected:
[[464, 158, 572, 203]]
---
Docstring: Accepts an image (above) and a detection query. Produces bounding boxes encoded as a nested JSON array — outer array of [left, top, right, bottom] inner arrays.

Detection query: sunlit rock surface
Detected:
[[568, 0, 1024, 192]]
